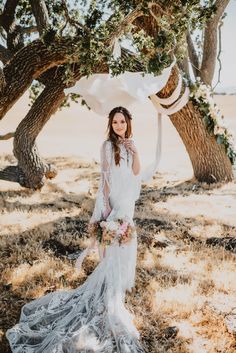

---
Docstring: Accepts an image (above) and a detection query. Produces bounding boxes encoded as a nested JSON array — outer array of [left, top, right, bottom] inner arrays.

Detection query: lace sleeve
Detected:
[[100, 140, 112, 213], [90, 140, 113, 223]]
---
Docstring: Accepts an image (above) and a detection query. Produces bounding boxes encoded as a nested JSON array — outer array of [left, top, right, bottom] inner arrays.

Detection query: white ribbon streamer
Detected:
[[154, 73, 183, 105], [150, 86, 190, 115], [112, 38, 121, 60], [141, 113, 162, 182], [142, 81, 190, 182]]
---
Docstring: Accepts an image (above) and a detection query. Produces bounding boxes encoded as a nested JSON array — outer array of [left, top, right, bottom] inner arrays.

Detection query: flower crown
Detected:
[[108, 106, 132, 120]]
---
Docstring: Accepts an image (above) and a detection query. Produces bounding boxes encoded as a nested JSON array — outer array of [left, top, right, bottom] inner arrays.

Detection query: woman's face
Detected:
[[112, 112, 127, 139]]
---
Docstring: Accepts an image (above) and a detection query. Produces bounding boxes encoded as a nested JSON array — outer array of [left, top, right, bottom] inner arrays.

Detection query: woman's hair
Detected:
[[107, 106, 133, 165]]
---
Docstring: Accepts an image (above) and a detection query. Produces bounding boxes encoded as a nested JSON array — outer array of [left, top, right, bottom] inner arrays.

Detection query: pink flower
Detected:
[[120, 222, 128, 234]]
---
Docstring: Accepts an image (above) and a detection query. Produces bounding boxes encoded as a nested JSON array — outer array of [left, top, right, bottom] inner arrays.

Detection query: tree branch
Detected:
[[0, 131, 14, 140], [29, 0, 50, 35], [187, 31, 200, 78], [21, 26, 38, 35], [0, 67, 6, 92], [0, 165, 24, 184], [0, 44, 11, 63], [60, 0, 89, 35], [0, 0, 19, 32], [200, 0, 230, 85], [0, 5, 144, 122], [0, 37, 81, 120], [213, 18, 223, 89], [148, 2, 169, 16], [0, 0, 24, 51], [178, 55, 190, 79], [213, 0, 231, 22], [106, 7, 143, 45]]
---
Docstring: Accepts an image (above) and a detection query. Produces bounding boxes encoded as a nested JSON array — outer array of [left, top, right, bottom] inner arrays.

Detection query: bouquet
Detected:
[[88, 217, 135, 246]]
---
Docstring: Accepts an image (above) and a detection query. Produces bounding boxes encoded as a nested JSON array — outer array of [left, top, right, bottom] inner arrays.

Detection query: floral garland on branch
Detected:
[[190, 79, 236, 165]]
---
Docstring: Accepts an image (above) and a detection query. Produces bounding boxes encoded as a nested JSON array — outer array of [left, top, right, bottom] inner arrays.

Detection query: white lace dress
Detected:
[[6, 140, 144, 353]]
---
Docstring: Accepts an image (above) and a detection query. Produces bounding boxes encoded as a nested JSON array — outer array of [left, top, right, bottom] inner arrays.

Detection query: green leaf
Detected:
[[216, 135, 224, 145]]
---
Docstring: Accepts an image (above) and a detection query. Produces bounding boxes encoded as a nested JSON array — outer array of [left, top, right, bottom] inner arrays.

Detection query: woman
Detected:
[[6, 106, 144, 353]]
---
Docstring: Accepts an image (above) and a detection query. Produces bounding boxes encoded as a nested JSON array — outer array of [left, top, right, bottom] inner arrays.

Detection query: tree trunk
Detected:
[[0, 64, 84, 190], [158, 68, 233, 183], [171, 102, 233, 182], [29, 0, 50, 36], [200, 0, 230, 85], [11, 83, 65, 189]]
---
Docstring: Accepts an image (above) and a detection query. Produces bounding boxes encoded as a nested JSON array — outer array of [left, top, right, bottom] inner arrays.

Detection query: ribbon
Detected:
[[150, 86, 190, 115], [142, 77, 190, 182]]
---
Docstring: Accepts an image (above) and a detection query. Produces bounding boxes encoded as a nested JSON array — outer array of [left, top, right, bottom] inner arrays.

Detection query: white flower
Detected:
[[100, 220, 117, 232], [214, 125, 226, 136], [227, 133, 235, 146], [107, 221, 117, 231], [208, 105, 218, 116], [215, 116, 225, 128]]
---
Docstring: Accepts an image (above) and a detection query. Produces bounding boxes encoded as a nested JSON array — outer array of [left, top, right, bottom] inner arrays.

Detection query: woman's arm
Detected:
[[131, 150, 141, 175], [103, 176, 112, 219], [101, 141, 112, 219]]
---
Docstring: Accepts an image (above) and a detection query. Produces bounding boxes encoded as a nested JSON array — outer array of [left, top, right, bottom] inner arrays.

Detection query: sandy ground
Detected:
[[0, 94, 236, 353]]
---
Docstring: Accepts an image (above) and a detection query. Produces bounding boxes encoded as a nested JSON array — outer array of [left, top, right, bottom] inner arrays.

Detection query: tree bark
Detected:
[[158, 68, 233, 183], [29, 0, 50, 35], [11, 83, 65, 189], [136, 5, 233, 183], [0, 63, 88, 189], [0, 132, 14, 140], [0, 0, 19, 33], [0, 44, 11, 64], [0, 38, 78, 120], [186, 31, 200, 78], [0, 0, 24, 52], [200, 0, 230, 85], [171, 102, 233, 182], [0, 165, 26, 185]]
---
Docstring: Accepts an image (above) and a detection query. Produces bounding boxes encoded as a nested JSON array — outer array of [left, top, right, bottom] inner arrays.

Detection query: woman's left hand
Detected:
[[121, 139, 138, 155]]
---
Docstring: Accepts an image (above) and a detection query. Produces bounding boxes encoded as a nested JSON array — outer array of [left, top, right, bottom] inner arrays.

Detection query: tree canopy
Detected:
[[0, 0, 228, 109]]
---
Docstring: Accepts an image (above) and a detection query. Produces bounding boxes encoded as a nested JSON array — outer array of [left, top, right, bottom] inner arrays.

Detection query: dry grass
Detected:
[[0, 156, 236, 353]]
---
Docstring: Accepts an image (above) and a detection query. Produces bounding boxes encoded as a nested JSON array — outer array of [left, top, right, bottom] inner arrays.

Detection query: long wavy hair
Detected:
[[107, 106, 133, 165]]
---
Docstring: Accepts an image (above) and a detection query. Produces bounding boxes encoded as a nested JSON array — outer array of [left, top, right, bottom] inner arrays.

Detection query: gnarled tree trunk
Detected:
[[12, 84, 64, 189], [138, 1, 234, 183], [0, 80, 61, 188], [171, 102, 233, 183], [0, 63, 83, 189], [157, 68, 233, 183]]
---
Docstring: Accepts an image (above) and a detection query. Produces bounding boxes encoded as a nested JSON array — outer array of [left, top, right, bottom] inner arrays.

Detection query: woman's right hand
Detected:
[[122, 139, 138, 155]]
